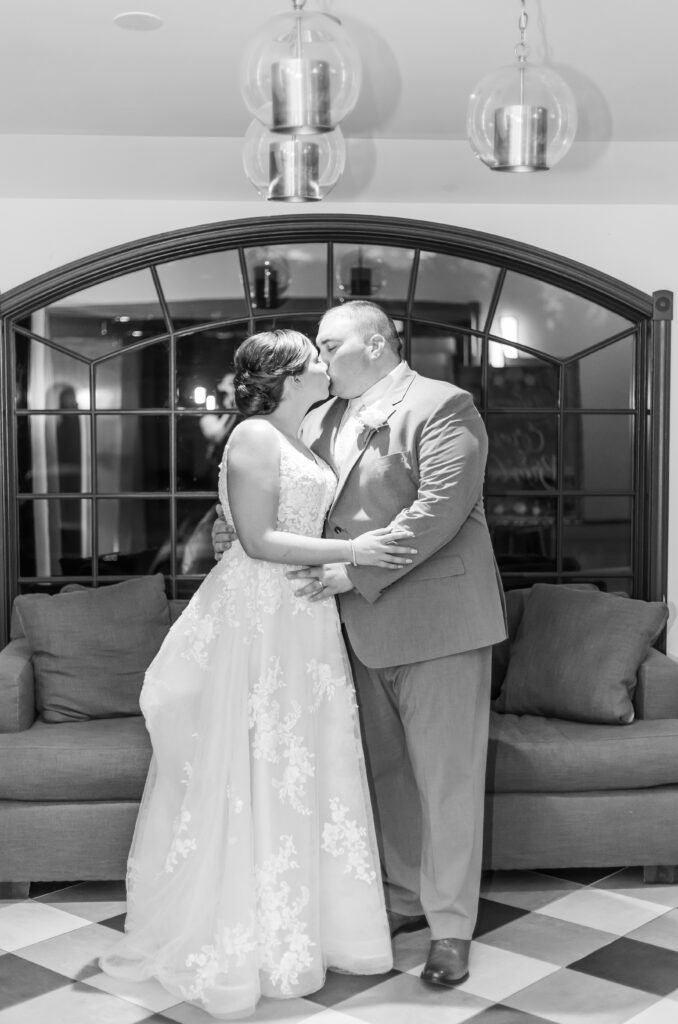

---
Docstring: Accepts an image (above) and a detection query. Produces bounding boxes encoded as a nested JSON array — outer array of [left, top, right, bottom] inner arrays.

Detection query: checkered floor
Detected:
[[2, 868, 678, 1023]]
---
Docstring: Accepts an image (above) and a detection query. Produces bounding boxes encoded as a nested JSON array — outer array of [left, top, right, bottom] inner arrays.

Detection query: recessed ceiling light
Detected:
[[113, 11, 163, 31]]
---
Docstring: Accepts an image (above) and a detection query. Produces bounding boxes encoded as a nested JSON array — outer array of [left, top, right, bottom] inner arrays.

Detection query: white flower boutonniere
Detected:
[[356, 404, 389, 446]]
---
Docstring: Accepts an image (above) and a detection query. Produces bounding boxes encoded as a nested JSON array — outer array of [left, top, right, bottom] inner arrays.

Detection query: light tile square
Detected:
[[39, 901, 128, 924], [15, 922, 122, 981], [625, 1000, 678, 1023], [0, 902, 91, 952], [594, 869, 678, 908], [536, 888, 671, 936], [478, 910, 617, 966], [338, 969, 492, 1024], [406, 942, 558, 1003], [504, 967, 657, 1024], [480, 870, 581, 911], [163, 994, 325, 1022], [628, 909, 678, 952], [80, 969, 183, 1012], [0, 981, 154, 1024]]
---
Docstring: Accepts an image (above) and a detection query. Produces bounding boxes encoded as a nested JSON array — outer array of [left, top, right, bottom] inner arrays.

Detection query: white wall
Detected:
[[2, 197, 676, 655]]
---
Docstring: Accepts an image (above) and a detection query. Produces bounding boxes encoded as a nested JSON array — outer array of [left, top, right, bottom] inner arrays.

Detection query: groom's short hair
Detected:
[[326, 301, 402, 357]]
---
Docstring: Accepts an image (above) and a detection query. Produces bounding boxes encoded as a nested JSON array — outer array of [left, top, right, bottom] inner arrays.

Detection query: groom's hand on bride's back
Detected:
[[212, 504, 237, 560]]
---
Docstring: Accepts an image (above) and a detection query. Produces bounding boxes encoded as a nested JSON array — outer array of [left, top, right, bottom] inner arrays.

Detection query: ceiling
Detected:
[[0, 0, 677, 203]]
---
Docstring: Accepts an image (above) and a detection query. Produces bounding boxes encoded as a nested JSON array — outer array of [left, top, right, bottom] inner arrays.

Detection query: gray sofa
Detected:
[[1, 581, 678, 899]]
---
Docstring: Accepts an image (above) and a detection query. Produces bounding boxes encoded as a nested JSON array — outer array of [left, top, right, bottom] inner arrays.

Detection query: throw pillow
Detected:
[[496, 584, 668, 724], [15, 574, 171, 723]]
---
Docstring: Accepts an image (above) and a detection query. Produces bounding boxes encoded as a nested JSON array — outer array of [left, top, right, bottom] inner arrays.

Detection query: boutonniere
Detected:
[[356, 404, 388, 445]]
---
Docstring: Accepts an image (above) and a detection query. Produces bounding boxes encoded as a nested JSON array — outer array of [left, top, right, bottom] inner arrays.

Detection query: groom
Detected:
[[215, 301, 506, 987]]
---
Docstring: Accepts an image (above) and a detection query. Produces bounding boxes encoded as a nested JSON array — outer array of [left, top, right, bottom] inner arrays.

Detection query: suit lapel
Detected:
[[307, 397, 346, 473]]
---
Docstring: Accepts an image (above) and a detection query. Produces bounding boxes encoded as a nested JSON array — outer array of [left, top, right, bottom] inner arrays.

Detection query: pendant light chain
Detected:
[[515, 0, 529, 63]]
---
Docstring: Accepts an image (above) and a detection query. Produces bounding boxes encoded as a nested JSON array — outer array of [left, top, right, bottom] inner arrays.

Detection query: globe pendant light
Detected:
[[467, 0, 577, 172], [241, 0, 360, 200]]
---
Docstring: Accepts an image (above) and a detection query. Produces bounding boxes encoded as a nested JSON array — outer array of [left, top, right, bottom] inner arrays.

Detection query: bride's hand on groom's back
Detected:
[[212, 504, 237, 560]]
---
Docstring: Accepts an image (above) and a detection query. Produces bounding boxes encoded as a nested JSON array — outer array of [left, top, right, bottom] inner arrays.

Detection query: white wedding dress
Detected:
[[100, 432, 392, 1019]]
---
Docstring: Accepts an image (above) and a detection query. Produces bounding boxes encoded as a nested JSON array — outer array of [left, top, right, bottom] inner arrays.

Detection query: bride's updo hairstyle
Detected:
[[233, 329, 315, 416]]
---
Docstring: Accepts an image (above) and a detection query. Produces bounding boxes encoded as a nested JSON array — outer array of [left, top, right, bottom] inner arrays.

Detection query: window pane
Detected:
[[156, 250, 248, 328], [19, 498, 91, 576], [177, 499, 219, 575], [564, 415, 634, 492], [333, 245, 415, 316], [244, 244, 327, 314], [563, 496, 632, 572], [35, 269, 167, 356], [176, 327, 250, 410], [95, 340, 170, 410], [487, 495, 557, 573], [96, 416, 170, 492], [488, 355, 559, 409], [491, 272, 633, 359], [486, 414, 558, 492], [413, 253, 499, 332], [18, 415, 91, 493], [97, 498, 170, 575], [177, 412, 240, 492], [564, 335, 635, 409], [16, 333, 91, 410], [409, 325, 481, 403]]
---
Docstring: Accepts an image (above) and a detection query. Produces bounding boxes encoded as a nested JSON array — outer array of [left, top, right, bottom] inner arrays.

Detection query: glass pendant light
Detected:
[[240, 0, 362, 134], [242, 119, 346, 201], [467, 0, 577, 172]]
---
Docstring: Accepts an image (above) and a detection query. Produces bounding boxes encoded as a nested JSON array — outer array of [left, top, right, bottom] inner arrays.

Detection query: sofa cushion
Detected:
[[14, 575, 171, 723], [0, 716, 152, 800], [487, 711, 678, 793], [495, 584, 668, 724]]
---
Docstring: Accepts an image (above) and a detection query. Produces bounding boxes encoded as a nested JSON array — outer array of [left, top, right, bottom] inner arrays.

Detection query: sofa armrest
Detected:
[[634, 648, 678, 720], [0, 638, 36, 732]]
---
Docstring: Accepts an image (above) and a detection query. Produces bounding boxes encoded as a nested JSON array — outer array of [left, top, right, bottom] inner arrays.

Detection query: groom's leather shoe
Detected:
[[387, 910, 428, 938], [421, 938, 471, 987]]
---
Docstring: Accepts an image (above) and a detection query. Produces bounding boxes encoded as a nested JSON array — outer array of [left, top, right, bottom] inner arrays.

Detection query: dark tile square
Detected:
[[539, 868, 619, 885], [473, 897, 529, 938], [0, 953, 71, 1010], [468, 1005, 555, 1023], [571, 936, 678, 996], [305, 967, 399, 1007], [37, 880, 126, 903], [29, 881, 82, 897], [100, 912, 127, 932]]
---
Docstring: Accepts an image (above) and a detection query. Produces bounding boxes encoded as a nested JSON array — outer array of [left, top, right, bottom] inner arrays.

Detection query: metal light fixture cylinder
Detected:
[[243, 119, 346, 202], [467, 61, 577, 171], [240, 6, 362, 133], [271, 57, 331, 134], [335, 247, 388, 300]]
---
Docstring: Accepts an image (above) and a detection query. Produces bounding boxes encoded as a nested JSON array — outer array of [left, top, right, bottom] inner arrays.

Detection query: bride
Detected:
[[100, 329, 416, 1019]]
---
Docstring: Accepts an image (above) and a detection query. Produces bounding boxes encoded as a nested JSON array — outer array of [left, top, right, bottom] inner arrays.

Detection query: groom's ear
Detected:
[[366, 333, 386, 359]]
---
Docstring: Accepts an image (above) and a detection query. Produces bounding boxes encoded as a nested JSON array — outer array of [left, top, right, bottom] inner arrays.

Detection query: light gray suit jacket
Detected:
[[301, 362, 507, 669]]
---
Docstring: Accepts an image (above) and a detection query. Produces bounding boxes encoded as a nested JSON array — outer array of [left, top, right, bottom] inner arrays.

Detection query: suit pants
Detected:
[[346, 642, 492, 940]]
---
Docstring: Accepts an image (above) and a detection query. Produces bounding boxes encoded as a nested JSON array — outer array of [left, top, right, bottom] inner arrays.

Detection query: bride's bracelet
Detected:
[[349, 539, 358, 566]]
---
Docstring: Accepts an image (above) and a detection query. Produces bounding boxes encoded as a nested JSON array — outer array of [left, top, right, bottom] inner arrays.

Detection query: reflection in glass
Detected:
[[16, 333, 91, 410], [487, 495, 557, 573], [333, 245, 415, 315], [97, 498, 170, 575], [565, 415, 633, 492], [491, 272, 632, 359], [177, 409, 241, 493], [18, 414, 91, 494], [176, 327, 250, 410], [176, 499, 221, 576], [176, 578, 203, 600], [95, 340, 170, 410], [488, 355, 559, 409], [486, 414, 558, 492], [36, 269, 167, 356], [96, 416, 170, 493], [410, 325, 482, 402], [563, 496, 632, 572], [19, 498, 91, 577], [244, 244, 327, 314], [413, 253, 499, 332], [156, 251, 248, 328], [564, 335, 635, 409]]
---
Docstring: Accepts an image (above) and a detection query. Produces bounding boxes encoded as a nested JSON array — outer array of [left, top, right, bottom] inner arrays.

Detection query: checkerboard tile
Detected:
[[0, 868, 676, 1023]]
